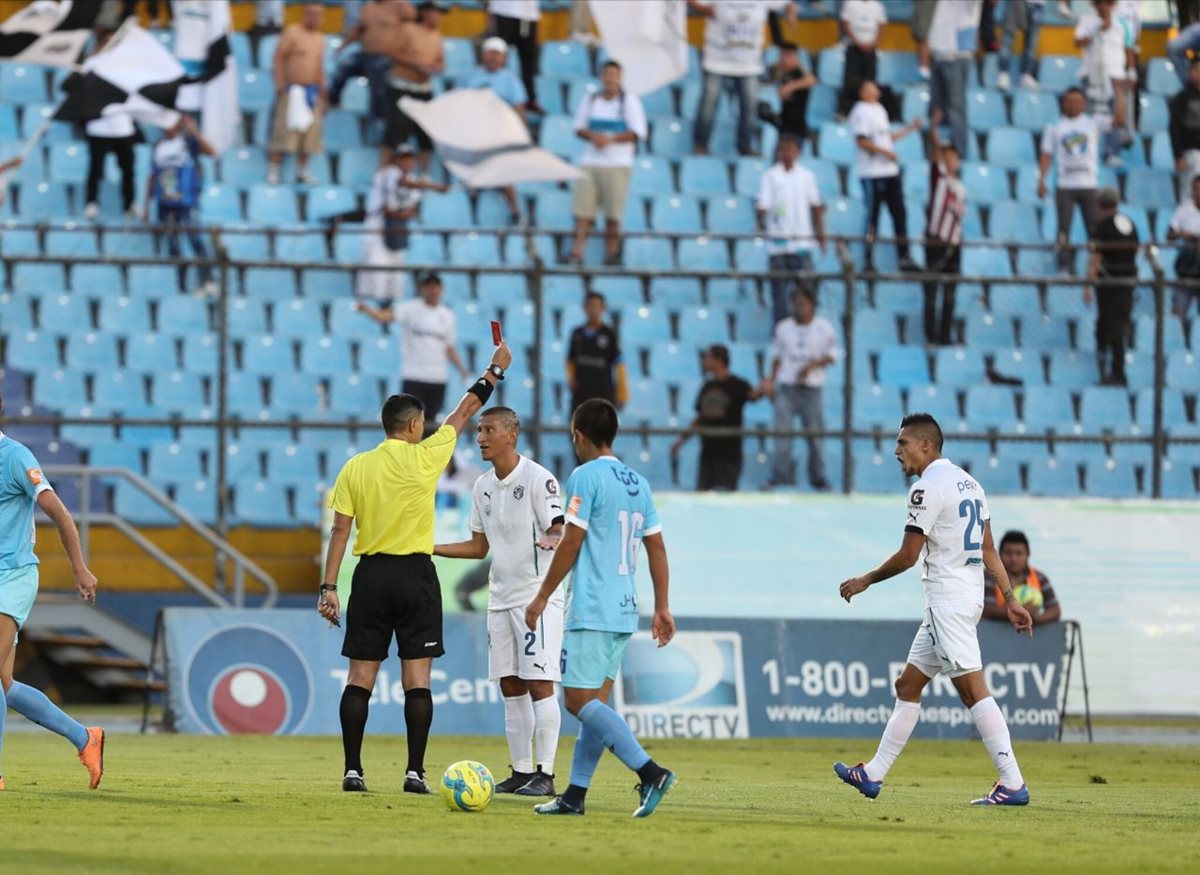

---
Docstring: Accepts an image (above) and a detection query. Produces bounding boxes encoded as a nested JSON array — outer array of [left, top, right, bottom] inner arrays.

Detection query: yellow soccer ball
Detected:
[[1011, 584, 1044, 615], [441, 760, 495, 812]]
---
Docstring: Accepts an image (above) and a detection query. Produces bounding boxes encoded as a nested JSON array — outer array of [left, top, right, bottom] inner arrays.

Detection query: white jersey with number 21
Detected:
[[903, 458, 990, 608]]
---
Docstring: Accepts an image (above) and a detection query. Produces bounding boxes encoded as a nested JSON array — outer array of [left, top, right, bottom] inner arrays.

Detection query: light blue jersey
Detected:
[[0, 433, 51, 570], [562, 456, 661, 633]]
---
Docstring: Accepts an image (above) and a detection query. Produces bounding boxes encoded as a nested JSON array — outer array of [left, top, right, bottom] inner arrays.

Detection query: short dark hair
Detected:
[[791, 284, 815, 306], [899, 412, 944, 451], [480, 405, 520, 433], [381, 394, 424, 434], [572, 398, 619, 449], [705, 344, 730, 366], [999, 530, 1030, 552], [585, 291, 606, 306], [1062, 86, 1085, 103], [778, 40, 798, 53], [779, 132, 803, 150], [601, 60, 621, 73]]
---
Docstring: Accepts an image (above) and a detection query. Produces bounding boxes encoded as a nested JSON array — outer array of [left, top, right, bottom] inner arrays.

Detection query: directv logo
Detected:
[[614, 631, 749, 739]]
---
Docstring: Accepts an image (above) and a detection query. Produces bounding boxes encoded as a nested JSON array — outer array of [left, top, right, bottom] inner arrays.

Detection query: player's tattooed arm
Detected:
[[839, 531, 925, 602]]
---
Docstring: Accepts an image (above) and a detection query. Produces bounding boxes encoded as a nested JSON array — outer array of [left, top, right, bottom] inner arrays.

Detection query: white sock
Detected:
[[864, 699, 921, 782], [503, 693, 535, 773], [970, 696, 1024, 788], [532, 694, 562, 775]]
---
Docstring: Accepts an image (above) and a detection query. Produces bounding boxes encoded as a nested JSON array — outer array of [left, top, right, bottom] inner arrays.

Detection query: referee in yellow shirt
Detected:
[[318, 342, 513, 795]]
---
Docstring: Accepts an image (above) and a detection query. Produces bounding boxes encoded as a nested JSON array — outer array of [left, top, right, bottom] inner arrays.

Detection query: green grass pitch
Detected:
[[3, 733, 1199, 874]]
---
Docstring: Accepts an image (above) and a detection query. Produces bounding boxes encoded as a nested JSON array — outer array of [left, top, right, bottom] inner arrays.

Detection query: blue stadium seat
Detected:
[[442, 37, 475, 79], [11, 262, 65, 294], [0, 65, 48, 103], [853, 384, 904, 430], [1146, 57, 1179, 96], [335, 147, 378, 187], [817, 123, 856, 166], [273, 298, 324, 338], [96, 296, 150, 334], [243, 266, 298, 300], [679, 156, 729, 196], [235, 481, 293, 526], [806, 84, 837, 128], [1010, 90, 1059, 130], [1085, 460, 1140, 497], [1138, 94, 1169, 134], [540, 40, 590, 79], [18, 182, 70, 219], [323, 109, 362, 152], [968, 88, 1008, 131], [1080, 386, 1133, 431], [32, 369, 87, 411], [907, 383, 963, 430], [1048, 350, 1101, 388], [701, 195, 752, 234], [823, 196, 865, 235], [503, 232, 556, 267], [1135, 388, 1190, 432], [733, 303, 774, 342], [448, 231, 501, 266], [247, 185, 299, 225], [422, 190, 472, 226], [241, 334, 291, 376], [1134, 314, 1188, 353], [1022, 384, 1077, 432], [1149, 131, 1174, 171], [817, 46, 844, 85], [647, 343, 701, 381], [650, 117, 692, 157], [1, 293, 33, 331], [878, 51, 919, 87], [987, 282, 1041, 315], [959, 162, 1010, 203], [678, 236, 729, 271], [327, 373, 386, 419], [276, 230, 328, 264], [1038, 55, 1081, 92], [853, 309, 898, 348], [306, 185, 357, 223], [992, 348, 1045, 385], [590, 275, 643, 308], [871, 280, 922, 316], [985, 127, 1035, 169], [147, 442, 204, 482], [270, 374, 323, 415], [532, 189, 573, 230], [220, 147, 268, 186], [619, 306, 672, 345], [1124, 168, 1175, 210], [732, 237, 767, 271], [65, 332, 119, 372], [989, 201, 1042, 244], [934, 347, 986, 385], [0, 222, 38, 256], [475, 190, 515, 229], [126, 333, 179, 373], [47, 142, 88, 184], [963, 312, 1016, 348], [1026, 457, 1082, 496], [228, 298, 268, 335], [151, 370, 205, 413], [676, 307, 729, 344], [358, 336, 400, 378], [565, 80, 598, 114], [965, 385, 1019, 431], [126, 264, 180, 298], [539, 114, 584, 160], [114, 481, 176, 525], [198, 185, 243, 224], [624, 236, 674, 269], [300, 336, 352, 376], [961, 247, 1012, 278], [45, 229, 99, 257], [629, 156, 675, 196], [0, 106, 17, 140], [657, 195, 700, 234], [877, 345, 930, 387], [237, 68, 274, 114], [733, 156, 769, 197], [38, 293, 87, 333], [1167, 351, 1199, 388]]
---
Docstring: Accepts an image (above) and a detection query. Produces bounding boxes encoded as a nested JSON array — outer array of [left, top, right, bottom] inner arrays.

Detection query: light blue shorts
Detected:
[[561, 629, 632, 690], [0, 564, 40, 634]]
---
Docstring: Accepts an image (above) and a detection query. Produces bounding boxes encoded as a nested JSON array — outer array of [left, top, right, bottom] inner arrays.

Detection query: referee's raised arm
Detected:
[[443, 342, 513, 436]]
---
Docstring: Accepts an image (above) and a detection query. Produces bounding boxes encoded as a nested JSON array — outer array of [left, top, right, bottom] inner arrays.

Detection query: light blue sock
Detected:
[[568, 721, 606, 789], [0, 683, 6, 775], [6, 682, 89, 751], [576, 699, 650, 772]]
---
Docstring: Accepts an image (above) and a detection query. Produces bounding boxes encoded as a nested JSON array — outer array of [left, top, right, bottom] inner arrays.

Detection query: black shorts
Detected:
[[401, 379, 446, 420], [342, 553, 445, 661], [385, 86, 433, 151]]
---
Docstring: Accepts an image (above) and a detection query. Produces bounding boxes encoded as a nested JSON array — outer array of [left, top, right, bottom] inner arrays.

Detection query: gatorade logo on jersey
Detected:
[[545, 479, 558, 496], [909, 489, 925, 509], [27, 467, 43, 486]]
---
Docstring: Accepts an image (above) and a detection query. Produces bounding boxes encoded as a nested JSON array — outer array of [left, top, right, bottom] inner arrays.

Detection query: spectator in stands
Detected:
[[566, 292, 628, 413], [849, 80, 922, 272], [330, 0, 414, 120], [756, 133, 827, 324], [997, 0, 1045, 91], [1039, 87, 1101, 274], [1167, 176, 1200, 322], [569, 0, 598, 45], [267, 3, 328, 186], [927, 0, 981, 158], [144, 115, 217, 297], [1170, 57, 1200, 199], [460, 36, 528, 223], [1167, 17, 1200, 86], [487, 0, 542, 114], [81, 31, 137, 220], [983, 531, 1062, 625], [763, 286, 839, 491], [1086, 187, 1140, 386], [355, 271, 470, 420], [923, 108, 966, 346], [690, 0, 788, 157], [385, 2, 445, 171], [758, 41, 816, 143], [671, 344, 766, 491], [357, 144, 448, 302], [910, 0, 935, 81], [251, 0, 285, 44], [1075, 0, 1135, 166], [837, 0, 886, 118], [567, 61, 647, 266]]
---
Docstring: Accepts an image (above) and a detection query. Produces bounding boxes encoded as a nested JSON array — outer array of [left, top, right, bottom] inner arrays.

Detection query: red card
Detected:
[[491, 320, 503, 346]]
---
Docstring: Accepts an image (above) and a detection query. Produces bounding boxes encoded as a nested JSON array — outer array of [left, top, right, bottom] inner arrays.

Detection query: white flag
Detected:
[[589, 0, 688, 97], [0, 0, 98, 68], [399, 89, 582, 188], [173, 0, 238, 154]]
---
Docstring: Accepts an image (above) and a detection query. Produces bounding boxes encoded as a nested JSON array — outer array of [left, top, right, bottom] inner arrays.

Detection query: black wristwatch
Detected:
[[486, 364, 506, 381], [319, 583, 338, 594]]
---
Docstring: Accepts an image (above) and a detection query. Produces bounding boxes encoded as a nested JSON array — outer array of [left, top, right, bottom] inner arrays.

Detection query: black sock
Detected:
[[562, 784, 588, 807], [339, 684, 371, 775], [404, 687, 433, 776], [637, 759, 665, 785]]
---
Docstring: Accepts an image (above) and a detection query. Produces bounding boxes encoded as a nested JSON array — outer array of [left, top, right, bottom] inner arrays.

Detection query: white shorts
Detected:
[[487, 604, 564, 683], [906, 603, 983, 679]]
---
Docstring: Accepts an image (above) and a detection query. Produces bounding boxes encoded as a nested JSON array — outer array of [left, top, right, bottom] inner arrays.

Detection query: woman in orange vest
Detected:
[[983, 530, 1062, 625]]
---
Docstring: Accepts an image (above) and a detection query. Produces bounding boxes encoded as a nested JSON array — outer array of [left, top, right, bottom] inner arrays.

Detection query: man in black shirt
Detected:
[[1087, 187, 1140, 386], [1169, 56, 1200, 199], [566, 292, 627, 413], [670, 344, 765, 491], [759, 42, 817, 143]]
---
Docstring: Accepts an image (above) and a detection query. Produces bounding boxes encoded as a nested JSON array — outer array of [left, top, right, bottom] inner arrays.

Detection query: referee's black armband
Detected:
[[467, 377, 495, 405]]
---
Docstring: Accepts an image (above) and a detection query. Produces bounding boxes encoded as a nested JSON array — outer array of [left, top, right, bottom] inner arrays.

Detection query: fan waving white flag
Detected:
[[173, 0, 238, 154], [588, 0, 688, 97]]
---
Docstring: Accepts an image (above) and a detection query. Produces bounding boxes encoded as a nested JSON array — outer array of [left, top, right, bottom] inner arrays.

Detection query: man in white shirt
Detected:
[[81, 31, 137, 220], [435, 406, 564, 797], [835, 414, 1033, 807], [355, 271, 470, 419], [763, 287, 840, 491], [488, 0, 542, 113], [568, 61, 648, 266], [1038, 87, 1101, 273], [689, 0, 789, 156], [1074, 0, 1135, 166], [849, 81, 922, 271], [1167, 176, 1200, 322], [838, 0, 887, 117], [926, 0, 981, 157], [756, 133, 827, 323], [997, 0, 1045, 92]]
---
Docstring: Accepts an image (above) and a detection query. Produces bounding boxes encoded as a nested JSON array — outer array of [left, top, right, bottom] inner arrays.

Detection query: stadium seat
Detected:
[[986, 282, 1041, 315], [228, 298, 268, 335], [114, 481, 176, 525], [679, 156, 730, 196], [247, 185, 299, 225], [877, 345, 930, 387], [806, 84, 837, 128], [306, 185, 357, 223], [934, 347, 986, 386], [618, 306, 672, 346], [1010, 90, 1059, 131], [235, 481, 293, 526], [852, 448, 908, 493], [907, 383, 963, 430], [590, 275, 643, 308], [126, 333, 180, 374], [503, 232, 556, 267], [268, 374, 323, 415], [733, 156, 769, 197], [32, 369, 87, 411], [1166, 351, 1199, 388], [244, 267, 298, 300], [11, 262, 65, 294], [1085, 460, 1141, 498], [963, 312, 1016, 348], [0, 223, 38, 256], [47, 142, 88, 185], [817, 123, 856, 166], [991, 348, 1045, 385], [300, 336, 352, 377], [18, 182, 70, 220], [45, 228, 99, 258], [96, 296, 150, 334], [647, 343, 701, 381], [1048, 350, 1102, 389], [823, 197, 865, 236], [959, 162, 1010, 203], [817, 46, 844, 85], [538, 114, 584, 160], [968, 88, 1008, 131], [1146, 57, 1179, 96], [1026, 457, 1083, 496], [1124, 168, 1175, 211], [1021, 385, 1077, 432], [678, 237, 729, 271], [650, 195, 703, 233], [0, 106, 17, 140], [732, 237, 767, 271], [273, 298, 324, 338], [448, 231, 501, 266], [629, 156, 676, 196], [64, 331, 120, 373], [358, 336, 400, 379], [624, 236, 674, 269], [422, 190, 472, 227], [1079, 386, 1134, 431], [705, 195, 756, 234], [989, 201, 1043, 244], [540, 40, 590, 79], [650, 117, 692, 157], [853, 384, 903, 430], [532, 189, 574, 230], [964, 385, 1019, 431], [961, 248, 1012, 279], [985, 127, 1035, 168], [676, 307, 729, 344], [220, 147, 268, 187], [151, 370, 205, 414], [275, 230, 328, 264], [0, 65, 47, 103], [1149, 131, 1174, 171], [1138, 94, 1169, 134], [198, 185, 243, 224], [241, 334, 291, 376]]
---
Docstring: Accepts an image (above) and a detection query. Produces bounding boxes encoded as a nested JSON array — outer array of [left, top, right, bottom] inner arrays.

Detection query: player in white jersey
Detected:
[[434, 407, 564, 796], [833, 413, 1035, 806]]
